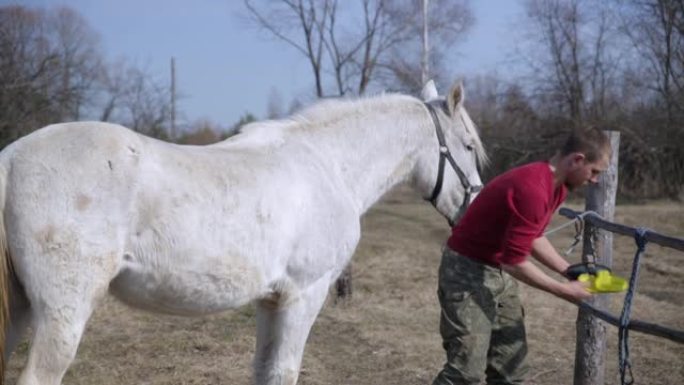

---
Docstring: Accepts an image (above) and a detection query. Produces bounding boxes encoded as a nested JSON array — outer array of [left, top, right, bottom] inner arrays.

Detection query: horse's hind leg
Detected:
[[253, 274, 332, 385], [17, 305, 94, 385], [14, 248, 119, 385], [4, 275, 32, 364], [16, 278, 111, 385]]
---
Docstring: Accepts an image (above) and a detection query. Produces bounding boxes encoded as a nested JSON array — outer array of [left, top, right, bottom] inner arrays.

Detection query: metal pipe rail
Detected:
[[577, 303, 684, 344], [559, 207, 684, 344], [559, 208, 684, 253]]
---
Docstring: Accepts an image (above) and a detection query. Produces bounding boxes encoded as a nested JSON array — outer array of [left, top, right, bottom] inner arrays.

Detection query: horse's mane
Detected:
[[458, 106, 489, 169], [234, 93, 488, 168], [232, 93, 412, 147], [290, 93, 415, 127], [239, 93, 412, 131]]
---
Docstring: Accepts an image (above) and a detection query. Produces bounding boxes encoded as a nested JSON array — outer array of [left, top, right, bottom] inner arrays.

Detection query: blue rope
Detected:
[[618, 227, 649, 385]]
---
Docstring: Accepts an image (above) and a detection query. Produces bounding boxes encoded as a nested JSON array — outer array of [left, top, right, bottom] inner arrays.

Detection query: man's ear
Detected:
[[571, 152, 586, 167]]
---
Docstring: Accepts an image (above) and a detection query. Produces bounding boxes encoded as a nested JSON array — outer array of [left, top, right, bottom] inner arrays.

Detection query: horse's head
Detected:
[[413, 79, 488, 226]]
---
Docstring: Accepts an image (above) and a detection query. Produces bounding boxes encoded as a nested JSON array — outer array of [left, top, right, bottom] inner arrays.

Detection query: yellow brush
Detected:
[[578, 270, 629, 293]]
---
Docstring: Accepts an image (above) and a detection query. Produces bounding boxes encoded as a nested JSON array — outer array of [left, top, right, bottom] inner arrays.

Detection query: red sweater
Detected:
[[447, 161, 567, 266]]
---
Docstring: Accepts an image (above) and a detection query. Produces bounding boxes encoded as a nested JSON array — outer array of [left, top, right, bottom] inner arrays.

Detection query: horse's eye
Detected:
[[466, 144, 474, 151]]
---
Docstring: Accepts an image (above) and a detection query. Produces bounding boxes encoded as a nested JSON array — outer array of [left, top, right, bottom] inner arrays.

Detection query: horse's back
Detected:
[[1, 121, 145, 180], [2, 121, 144, 214]]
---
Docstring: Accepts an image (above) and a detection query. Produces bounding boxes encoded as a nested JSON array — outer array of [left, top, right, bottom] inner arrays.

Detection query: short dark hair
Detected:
[[560, 126, 611, 162]]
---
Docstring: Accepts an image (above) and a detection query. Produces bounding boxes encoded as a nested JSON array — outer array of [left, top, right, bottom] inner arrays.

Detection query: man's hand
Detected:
[[558, 280, 593, 304]]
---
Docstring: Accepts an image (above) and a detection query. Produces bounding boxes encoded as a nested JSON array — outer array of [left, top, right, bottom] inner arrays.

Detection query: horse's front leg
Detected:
[[253, 273, 332, 385]]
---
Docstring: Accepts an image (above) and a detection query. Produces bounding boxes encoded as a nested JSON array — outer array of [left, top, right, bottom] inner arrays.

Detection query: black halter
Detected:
[[424, 102, 483, 226]]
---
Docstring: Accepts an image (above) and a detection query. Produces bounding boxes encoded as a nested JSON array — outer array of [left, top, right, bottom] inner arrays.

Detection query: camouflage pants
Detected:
[[432, 247, 528, 385]]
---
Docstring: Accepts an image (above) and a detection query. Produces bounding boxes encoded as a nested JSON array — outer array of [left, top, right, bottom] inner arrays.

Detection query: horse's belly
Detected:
[[108, 256, 264, 316]]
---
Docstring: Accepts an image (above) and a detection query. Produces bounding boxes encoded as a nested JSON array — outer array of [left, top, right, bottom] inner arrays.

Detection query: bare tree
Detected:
[[244, 0, 402, 96], [115, 65, 171, 138], [381, 0, 473, 93], [94, 57, 174, 139], [244, 0, 473, 97], [521, 0, 622, 125], [244, 0, 331, 97], [0, 4, 178, 146], [0, 5, 102, 147], [97, 58, 130, 122], [617, 0, 684, 129], [48, 7, 103, 120]]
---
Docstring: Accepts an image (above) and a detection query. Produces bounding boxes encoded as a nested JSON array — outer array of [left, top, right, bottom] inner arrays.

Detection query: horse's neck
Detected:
[[305, 101, 431, 214]]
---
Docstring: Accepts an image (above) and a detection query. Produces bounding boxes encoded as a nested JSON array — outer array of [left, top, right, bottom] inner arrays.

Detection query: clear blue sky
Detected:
[[7, 0, 524, 128]]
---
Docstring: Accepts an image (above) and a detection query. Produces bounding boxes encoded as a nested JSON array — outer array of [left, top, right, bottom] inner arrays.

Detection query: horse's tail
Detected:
[[0, 162, 10, 384]]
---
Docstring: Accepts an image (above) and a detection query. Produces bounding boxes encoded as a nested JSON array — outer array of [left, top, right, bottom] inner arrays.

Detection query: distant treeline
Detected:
[[1, 2, 682, 200], [467, 81, 684, 201]]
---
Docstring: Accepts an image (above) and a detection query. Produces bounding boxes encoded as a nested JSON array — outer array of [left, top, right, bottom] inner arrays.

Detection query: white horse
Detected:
[[0, 80, 486, 385]]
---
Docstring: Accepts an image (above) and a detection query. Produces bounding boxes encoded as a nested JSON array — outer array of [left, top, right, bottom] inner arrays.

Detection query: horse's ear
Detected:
[[446, 81, 465, 116], [421, 79, 439, 101]]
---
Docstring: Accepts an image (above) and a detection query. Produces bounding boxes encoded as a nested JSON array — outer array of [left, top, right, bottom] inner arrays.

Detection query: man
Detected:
[[432, 126, 611, 385]]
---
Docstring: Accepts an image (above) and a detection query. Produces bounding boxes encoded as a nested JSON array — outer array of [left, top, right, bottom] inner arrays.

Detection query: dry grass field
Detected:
[[6, 184, 684, 385]]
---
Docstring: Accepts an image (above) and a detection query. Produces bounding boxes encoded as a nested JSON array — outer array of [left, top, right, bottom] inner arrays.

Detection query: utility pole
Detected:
[[170, 57, 176, 139], [421, 0, 430, 85]]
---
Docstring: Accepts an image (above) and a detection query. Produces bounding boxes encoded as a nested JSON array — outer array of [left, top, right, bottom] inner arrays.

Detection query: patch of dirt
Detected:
[[6, 185, 684, 384]]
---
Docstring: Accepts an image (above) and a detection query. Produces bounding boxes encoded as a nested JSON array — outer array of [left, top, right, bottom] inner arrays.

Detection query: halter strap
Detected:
[[424, 102, 483, 225]]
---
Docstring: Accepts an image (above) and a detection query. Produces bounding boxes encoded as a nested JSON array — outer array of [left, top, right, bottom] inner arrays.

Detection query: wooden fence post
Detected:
[[573, 131, 620, 385]]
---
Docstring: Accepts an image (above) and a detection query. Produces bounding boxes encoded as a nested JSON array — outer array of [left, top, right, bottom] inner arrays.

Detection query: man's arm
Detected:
[[530, 236, 570, 275], [502, 260, 592, 304]]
